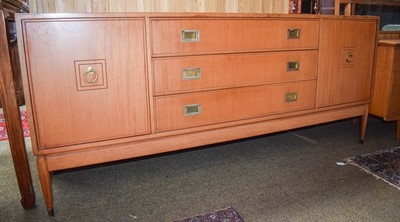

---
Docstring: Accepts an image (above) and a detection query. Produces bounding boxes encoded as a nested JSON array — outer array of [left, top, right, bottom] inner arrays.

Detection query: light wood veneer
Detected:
[[370, 40, 400, 139], [16, 13, 378, 216]]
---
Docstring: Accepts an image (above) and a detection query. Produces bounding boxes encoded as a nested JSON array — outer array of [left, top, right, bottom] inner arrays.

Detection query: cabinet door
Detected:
[[317, 19, 377, 107], [23, 18, 150, 148]]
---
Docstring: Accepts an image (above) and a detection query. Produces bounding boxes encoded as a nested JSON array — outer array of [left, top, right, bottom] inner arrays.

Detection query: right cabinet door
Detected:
[[317, 19, 377, 107]]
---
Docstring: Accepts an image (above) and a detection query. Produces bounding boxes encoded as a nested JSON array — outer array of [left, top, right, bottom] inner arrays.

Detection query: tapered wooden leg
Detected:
[[360, 111, 369, 145], [37, 156, 54, 216], [397, 120, 400, 140]]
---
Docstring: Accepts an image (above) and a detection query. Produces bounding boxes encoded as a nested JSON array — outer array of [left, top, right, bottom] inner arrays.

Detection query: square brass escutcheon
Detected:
[[74, 59, 107, 91]]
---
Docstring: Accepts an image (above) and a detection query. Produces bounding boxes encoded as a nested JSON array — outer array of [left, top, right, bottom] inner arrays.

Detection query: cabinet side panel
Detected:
[[387, 49, 400, 117], [370, 45, 393, 117]]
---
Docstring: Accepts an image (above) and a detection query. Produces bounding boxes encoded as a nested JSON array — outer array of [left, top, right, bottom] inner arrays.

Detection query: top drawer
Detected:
[[151, 18, 320, 56]]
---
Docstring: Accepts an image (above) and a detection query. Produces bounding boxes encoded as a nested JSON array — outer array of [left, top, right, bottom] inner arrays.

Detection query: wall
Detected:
[[29, 0, 289, 13]]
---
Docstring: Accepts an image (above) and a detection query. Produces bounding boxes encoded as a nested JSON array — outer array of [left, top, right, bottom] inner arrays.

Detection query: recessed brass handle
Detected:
[[345, 52, 354, 63], [183, 68, 201, 80], [181, 30, 200, 42], [184, 104, 201, 116], [84, 67, 98, 83], [285, 92, 298, 102], [288, 29, 301, 39], [287, 61, 300, 71]]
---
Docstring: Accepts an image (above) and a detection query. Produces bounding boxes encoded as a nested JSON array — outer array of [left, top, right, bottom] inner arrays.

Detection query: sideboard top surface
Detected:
[[15, 12, 380, 21]]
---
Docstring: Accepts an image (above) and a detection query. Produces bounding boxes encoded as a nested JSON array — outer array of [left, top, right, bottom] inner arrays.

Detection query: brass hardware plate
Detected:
[[183, 68, 201, 80], [285, 92, 298, 102], [74, 59, 107, 91], [184, 104, 201, 116], [288, 29, 301, 39], [287, 61, 300, 71], [181, 30, 200, 42]]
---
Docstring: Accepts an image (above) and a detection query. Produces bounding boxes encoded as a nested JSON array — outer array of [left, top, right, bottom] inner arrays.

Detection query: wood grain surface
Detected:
[[153, 50, 318, 95], [0, 9, 36, 210], [29, 0, 289, 13], [317, 19, 377, 107], [154, 81, 317, 132], [23, 18, 150, 148], [16, 13, 379, 215], [151, 19, 319, 55]]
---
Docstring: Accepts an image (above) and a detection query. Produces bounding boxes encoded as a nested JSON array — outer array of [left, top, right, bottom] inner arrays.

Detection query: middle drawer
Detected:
[[154, 81, 317, 132], [153, 50, 318, 95]]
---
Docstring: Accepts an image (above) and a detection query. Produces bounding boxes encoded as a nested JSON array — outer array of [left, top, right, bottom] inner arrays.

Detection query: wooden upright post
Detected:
[[0, 9, 36, 210]]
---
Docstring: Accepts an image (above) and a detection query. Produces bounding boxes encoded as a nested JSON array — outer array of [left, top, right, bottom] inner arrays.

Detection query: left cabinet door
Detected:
[[22, 18, 150, 149]]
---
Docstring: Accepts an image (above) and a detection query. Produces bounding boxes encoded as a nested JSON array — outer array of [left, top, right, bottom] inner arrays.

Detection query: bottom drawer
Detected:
[[155, 81, 316, 132]]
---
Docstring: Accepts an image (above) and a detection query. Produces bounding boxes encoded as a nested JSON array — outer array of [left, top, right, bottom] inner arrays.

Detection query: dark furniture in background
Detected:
[[0, 0, 35, 210], [334, 0, 400, 37], [0, 0, 27, 106]]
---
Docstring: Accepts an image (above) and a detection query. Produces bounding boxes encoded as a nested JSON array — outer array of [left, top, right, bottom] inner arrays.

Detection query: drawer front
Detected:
[[155, 81, 316, 132], [23, 19, 150, 148], [153, 50, 318, 95], [151, 19, 319, 55]]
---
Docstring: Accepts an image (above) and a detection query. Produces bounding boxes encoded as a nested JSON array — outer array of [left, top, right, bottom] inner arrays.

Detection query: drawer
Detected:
[[151, 19, 319, 55], [153, 50, 318, 95], [155, 81, 316, 132]]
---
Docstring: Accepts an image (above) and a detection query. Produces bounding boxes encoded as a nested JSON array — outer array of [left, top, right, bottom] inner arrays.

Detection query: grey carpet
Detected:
[[1, 116, 400, 222]]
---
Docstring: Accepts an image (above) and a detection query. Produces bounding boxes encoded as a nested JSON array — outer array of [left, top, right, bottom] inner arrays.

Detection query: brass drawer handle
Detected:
[[183, 68, 201, 80], [285, 92, 298, 102], [287, 61, 300, 71], [184, 104, 201, 116], [288, 29, 301, 39], [181, 30, 200, 42], [84, 67, 98, 83], [345, 52, 354, 63]]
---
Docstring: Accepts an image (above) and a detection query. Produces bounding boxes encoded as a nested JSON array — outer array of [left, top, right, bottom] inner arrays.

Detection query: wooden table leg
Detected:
[[359, 105, 369, 144], [397, 120, 399, 140], [37, 157, 54, 216], [0, 10, 36, 210]]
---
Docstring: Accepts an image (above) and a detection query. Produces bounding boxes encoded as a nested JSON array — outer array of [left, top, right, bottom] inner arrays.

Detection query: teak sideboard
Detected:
[[16, 13, 378, 216]]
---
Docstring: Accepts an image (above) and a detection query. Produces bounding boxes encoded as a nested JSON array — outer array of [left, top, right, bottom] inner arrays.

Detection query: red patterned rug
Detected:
[[173, 207, 244, 222], [0, 111, 30, 141]]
